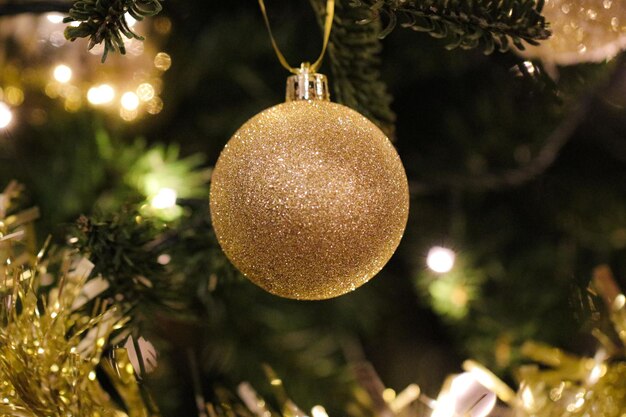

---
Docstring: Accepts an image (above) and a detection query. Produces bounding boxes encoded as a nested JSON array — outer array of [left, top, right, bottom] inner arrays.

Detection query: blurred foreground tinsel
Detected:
[[198, 264, 626, 417], [0, 181, 156, 417], [1, 177, 626, 417], [442, 265, 626, 417], [505, 265, 626, 417]]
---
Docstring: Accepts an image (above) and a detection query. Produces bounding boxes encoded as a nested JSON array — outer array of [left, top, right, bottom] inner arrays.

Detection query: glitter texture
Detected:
[[210, 100, 409, 300], [520, 0, 626, 64]]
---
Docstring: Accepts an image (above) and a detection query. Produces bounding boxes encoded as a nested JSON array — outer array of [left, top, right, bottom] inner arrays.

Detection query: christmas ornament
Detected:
[[210, 0, 408, 300], [210, 68, 408, 300], [520, 0, 626, 65]]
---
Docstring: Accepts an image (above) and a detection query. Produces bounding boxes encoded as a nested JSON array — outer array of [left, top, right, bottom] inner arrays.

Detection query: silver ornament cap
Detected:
[[285, 63, 330, 102]]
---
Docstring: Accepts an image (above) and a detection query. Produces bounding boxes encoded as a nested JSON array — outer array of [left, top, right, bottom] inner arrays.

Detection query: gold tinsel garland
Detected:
[[0, 181, 154, 417]]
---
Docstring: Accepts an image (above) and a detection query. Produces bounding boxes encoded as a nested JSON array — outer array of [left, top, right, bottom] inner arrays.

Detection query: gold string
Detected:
[[258, 0, 335, 74]]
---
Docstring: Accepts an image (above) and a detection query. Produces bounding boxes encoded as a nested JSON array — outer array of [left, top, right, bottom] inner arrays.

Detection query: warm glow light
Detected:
[[311, 406, 328, 417], [121, 92, 140, 110], [523, 60, 535, 74], [427, 246, 456, 273], [4, 87, 24, 106], [46, 13, 64, 24], [136, 83, 155, 101], [150, 188, 177, 209], [146, 96, 163, 114], [120, 107, 138, 122], [382, 388, 396, 402], [53, 64, 72, 83], [87, 84, 115, 105], [0, 102, 13, 128], [154, 52, 172, 71]]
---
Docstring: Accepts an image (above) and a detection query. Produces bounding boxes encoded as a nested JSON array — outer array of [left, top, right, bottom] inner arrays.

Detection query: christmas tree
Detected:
[[1, 0, 626, 416]]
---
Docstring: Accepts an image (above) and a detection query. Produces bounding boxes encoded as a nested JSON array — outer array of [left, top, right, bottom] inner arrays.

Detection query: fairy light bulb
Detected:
[[150, 188, 177, 209], [427, 246, 456, 273], [136, 83, 155, 101], [87, 84, 115, 105], [0, 102, 13, 128], [121, 92, 140, 111], [311, 406, 328, 417], [46, 13, 64, 24], [53, 64, 72, 83]]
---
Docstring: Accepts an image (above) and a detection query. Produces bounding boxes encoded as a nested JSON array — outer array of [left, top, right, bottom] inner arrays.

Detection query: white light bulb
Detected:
[[0, 102, 13, 128], [150, 188, 177, 209], [87, 84, 115, 105], [46, 13, 64, 24], [311, 406, 328, 417], [53, 64, 72, 83], [427, 246, 456, 273], [121, 92, 140, 111]]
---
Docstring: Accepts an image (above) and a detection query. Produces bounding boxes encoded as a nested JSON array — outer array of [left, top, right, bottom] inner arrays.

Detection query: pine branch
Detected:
[[311, 0, 397, 138], [63, 0, 162, 62], [356, 0, 550, 54], [72, 210, 168, 306]]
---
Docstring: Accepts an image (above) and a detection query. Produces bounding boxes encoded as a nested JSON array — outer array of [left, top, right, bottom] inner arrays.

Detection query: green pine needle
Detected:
[[312, 0, 397, 139], [355, 0, 550, 54], [63, 0, 162, 62]]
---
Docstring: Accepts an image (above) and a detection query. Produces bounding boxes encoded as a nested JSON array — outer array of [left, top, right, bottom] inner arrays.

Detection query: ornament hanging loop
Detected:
[[258, 0, 335, 74]]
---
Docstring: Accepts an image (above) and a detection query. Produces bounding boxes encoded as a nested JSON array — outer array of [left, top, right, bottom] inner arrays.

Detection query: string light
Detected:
[[120, 92, 140, 111], [150, 188, 177, 209], [523, 60, 536, 74], [87, 84, 115, 105], [120, 107, 138, 122], [0, 102, 13, 128], [3, 13, 170, 122], [311, 406, 328, 417], [4, 87, 24, 106], [46, 13, 64, 24], [154, 52, 172, 71], [53, 64, 72, 83], [136, 83, 155, 101], [427, 246, 456, 273], [146, 96, 164, 114]]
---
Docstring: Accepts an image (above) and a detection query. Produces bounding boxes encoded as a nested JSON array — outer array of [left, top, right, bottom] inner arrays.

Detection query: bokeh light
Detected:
[[427, 246, 456, 273], [53, 64, 72, 83], [0, 102, 13, 128], [87, 84, 115, 105], [150, 188, 177, 209], [121, 92, 140, 111]]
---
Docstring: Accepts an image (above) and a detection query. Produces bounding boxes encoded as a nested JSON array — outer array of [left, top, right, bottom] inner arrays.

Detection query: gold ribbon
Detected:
[[258, 0, 335, 74]]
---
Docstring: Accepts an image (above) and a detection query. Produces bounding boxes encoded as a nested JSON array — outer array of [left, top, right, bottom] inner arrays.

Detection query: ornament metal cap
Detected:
[[285, 63, 330, 102]]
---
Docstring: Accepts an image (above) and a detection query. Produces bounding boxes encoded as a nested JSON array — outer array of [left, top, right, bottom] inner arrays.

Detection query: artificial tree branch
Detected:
[[410, 57, 626, 194], [64, 0, 162, 61], [0, 0, 72, 16], [311, 0, 397, 138], [357, 0, 550, 54]]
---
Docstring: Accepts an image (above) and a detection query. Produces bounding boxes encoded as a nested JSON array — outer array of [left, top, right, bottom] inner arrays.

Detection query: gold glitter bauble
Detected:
[[520, 0, 626, 65], [210, 94, 409, 300]]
